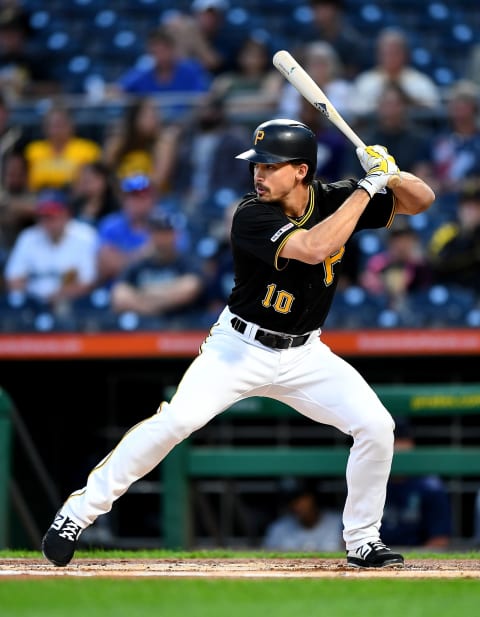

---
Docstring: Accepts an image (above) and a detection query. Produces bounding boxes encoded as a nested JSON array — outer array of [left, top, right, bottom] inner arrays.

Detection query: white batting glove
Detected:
[[356, 145, 400, 198], [356, 145, 398, 174], [357, 170, 391, 199]]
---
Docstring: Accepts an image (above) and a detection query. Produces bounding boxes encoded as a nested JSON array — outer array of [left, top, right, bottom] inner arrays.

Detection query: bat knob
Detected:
[[387, 174, 401, 188]]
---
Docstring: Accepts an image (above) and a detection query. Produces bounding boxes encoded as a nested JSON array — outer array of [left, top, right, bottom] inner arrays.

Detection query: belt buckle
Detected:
[[284, 335, 294, 349]]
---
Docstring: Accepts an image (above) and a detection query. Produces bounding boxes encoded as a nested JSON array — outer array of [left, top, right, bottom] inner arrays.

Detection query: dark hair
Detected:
[[109, 98, 160, 168], [148, 26, 175, 47], [73, 161, 120, 220], [310, 0, 345, 8]]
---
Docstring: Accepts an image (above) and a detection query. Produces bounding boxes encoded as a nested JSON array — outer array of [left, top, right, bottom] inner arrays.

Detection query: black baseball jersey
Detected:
[[228, 179, 395, 334]]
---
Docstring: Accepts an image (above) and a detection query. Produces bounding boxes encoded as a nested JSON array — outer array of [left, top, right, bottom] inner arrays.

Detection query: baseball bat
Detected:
[[272, 49, 400, 187]]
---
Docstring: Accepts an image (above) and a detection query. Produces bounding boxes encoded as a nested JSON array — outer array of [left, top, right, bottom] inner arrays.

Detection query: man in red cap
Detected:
[[4, 189, 98, 314]]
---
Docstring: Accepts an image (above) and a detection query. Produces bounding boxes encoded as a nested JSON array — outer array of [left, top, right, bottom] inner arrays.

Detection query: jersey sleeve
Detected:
[[321, 179, 396, 231], [356, 187, 396, 231]]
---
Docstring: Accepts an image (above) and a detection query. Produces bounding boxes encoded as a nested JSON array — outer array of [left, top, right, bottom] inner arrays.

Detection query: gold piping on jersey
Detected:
[[287, 185, 314, 226], [273, 185, 315, 270], [385, 195, 397, 229], [274, 228, 303, 270]]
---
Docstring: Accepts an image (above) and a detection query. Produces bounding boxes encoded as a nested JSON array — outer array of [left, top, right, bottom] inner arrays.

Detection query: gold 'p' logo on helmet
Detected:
[[254, 130, 265, 145]]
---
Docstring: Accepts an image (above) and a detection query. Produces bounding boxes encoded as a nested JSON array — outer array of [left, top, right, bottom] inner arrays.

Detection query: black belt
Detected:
[[230, 317, 311, 349]]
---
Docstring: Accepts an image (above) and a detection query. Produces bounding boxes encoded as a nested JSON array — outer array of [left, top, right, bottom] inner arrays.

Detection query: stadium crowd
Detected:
[[0, 0, 480, 333]]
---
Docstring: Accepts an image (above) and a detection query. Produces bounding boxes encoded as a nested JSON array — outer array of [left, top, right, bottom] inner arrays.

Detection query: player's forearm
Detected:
[[143, 277, 202, 311], [284, 189, 370, 264], [392, 172, 436, 215]]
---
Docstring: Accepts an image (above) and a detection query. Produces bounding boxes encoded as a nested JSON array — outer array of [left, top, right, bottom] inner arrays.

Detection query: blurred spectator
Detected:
[[164, 0, 242, 76], [422, 80, 480, 197], [3, 189, 99, 316], [297, 98, 349, 183], [290, 0, 370, 80], [0, 5, 59, 102], [262, 478, 343, 552], [0, 91, 23, 176], [0, 150, 35, 255], [381, 417, 452, 549], [102, 97, 179, 197], [344, 82, 432, 178], [23, 103, 102, 192], [70, 161, 121, 228], [352, 28, 440, 119], [110, 208, 204, 323], [278, 41, 355, 123], [114, 26, 211, 120], [428, 178, 480, 296], [466, 43, 480, 87], [473, 489, 480, 547], [170, 93, 251, 238], [201, 199, 236, 319], [96, 173, 157, 286], [360, 218, 433, 310], [209, 35, 283, 122]]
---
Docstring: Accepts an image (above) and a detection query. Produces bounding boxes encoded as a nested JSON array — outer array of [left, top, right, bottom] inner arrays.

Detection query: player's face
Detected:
[[253, 162, 304, 202]]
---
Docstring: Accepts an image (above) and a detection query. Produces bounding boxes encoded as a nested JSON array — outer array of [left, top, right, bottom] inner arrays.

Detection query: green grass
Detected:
[[0, 579, 478, 617], [1, 548, 480, 559], [0, 550, 479, 617]]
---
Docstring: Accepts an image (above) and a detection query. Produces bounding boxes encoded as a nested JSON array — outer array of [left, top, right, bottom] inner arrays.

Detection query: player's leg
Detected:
[[271, 338, 401, 566], [42, 317, 276, 565]]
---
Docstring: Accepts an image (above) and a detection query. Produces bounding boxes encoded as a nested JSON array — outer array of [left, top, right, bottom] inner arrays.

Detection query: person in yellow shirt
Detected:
[[102, 96, 179, 197], [23, 103, 101, 191]]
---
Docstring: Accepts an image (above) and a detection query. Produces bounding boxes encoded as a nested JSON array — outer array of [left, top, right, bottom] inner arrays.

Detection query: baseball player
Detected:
[[42, 119, 435, 568]]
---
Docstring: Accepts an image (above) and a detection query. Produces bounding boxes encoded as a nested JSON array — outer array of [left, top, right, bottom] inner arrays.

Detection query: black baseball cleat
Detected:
[[42, 511, 83, 567], [346, 540, 404, 568]]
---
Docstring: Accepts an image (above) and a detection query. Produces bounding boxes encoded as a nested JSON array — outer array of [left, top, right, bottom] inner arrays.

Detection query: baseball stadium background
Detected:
[[0, 0, 480, 606]]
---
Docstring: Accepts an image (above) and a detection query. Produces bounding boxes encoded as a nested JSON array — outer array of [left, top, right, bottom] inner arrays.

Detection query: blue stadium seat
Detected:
[[70, 289, 118, 332], [404, 286, 476, 327], [324, 286, 388, 329]]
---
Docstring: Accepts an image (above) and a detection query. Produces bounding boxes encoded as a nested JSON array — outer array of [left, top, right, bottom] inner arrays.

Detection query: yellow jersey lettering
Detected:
[[274, 291, 294, 314], [323, 246, 345, 286], [262, 283, 276, 308], [262, 284, 295, 314]]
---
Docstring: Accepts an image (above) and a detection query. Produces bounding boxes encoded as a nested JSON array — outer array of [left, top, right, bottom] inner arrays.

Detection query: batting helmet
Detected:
[[235, 119, 318, 174]]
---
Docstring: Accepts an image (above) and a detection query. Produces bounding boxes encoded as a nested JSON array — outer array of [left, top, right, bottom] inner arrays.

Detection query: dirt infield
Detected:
[[1, 558, 479, 578]]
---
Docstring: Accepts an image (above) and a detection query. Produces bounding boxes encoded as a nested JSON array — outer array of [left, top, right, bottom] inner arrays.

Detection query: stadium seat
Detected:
[[404, 286, 476, 327], [324, 286, 388, 329]]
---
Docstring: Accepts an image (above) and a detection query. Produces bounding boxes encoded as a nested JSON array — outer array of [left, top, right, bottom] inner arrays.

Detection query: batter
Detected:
[[42, 119, 435, 568]]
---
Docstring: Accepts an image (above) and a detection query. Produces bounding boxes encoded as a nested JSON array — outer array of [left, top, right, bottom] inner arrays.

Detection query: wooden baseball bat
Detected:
[[272, 49, 400, 187]]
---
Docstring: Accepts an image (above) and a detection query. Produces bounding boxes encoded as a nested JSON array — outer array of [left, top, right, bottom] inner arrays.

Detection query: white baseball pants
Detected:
[[63, 306, 394, 550]]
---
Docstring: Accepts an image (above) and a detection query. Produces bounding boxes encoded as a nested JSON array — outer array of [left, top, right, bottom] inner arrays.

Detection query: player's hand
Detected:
[[357, 169, 394, 199], [356, 145, 399, 173], [356, 145, 400, 198]]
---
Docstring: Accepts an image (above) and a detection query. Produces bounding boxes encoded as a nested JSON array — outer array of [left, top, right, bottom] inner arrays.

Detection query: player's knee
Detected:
[[355, 412, 394, 459], [156, 401, 203, 442]]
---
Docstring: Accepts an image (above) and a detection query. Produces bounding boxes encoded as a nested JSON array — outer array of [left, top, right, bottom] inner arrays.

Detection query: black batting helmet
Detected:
[[235, 118, 318, 177]]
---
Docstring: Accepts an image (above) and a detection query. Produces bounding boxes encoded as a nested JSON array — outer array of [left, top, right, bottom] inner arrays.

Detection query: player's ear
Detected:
[[294, 162, 308, 182]]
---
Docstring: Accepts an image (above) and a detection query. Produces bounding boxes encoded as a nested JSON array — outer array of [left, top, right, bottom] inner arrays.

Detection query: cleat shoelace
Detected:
[[369, 540, 389, 551], [59, 520, 81, 542]]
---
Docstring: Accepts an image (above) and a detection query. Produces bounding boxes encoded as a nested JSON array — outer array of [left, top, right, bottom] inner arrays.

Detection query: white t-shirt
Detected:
[[351, 67, 441, 117], [5, 220, 99, 301]]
